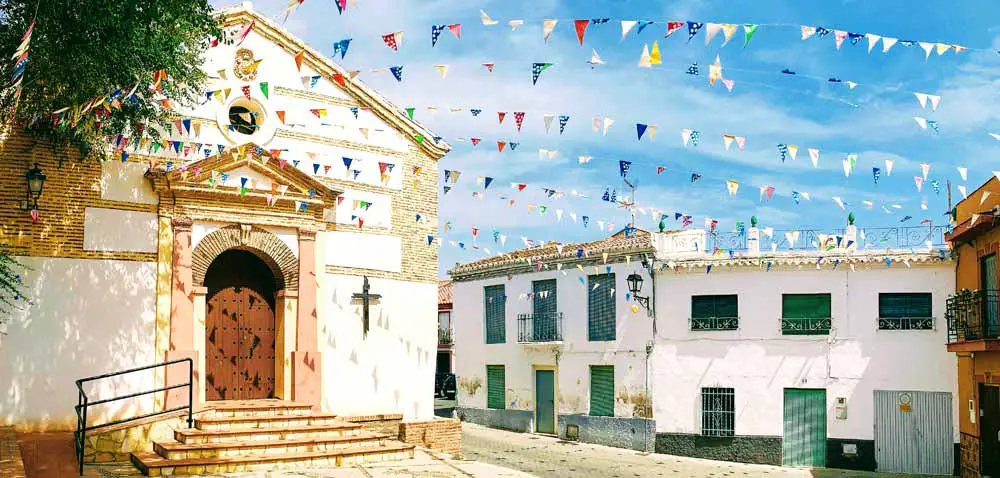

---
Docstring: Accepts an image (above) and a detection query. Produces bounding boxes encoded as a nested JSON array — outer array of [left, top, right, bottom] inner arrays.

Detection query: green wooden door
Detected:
[[535, 370, 555, 434], [782, 389, 827, 467]]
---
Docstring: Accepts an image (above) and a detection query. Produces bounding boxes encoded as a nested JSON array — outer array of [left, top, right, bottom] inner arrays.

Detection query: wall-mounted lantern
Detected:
[[22, 162, 46, 222], [626, 271, 651, 317]]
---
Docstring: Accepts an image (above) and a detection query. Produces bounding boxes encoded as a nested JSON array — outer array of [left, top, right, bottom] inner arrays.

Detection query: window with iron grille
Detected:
[[532, 279, 559, 341], [701, 387, 735, 437], [590, 365, 614, 417], [691, 295, 739, 330], [588, 273, 616, 341], [484, 285, 506, 344], [486, 365, 505, 409], [781, 293, 832, 335], [879, 293, 933, 330]]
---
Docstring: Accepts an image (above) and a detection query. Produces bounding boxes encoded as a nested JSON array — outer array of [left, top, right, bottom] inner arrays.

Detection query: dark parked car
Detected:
[[435, 373, 456, 400]]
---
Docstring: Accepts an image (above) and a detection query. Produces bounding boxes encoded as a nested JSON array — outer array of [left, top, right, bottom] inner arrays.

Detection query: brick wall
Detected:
[[398, 418, 462, 456], [321, 143, 439, 285], [0, 129, 157, 262], [340, 414, 403, 437]]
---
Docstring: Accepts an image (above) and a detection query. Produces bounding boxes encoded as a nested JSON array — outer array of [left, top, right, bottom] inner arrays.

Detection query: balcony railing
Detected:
[[947, 289, 1000, 342], [690, 316, 739, 331], [517, 313, 563, 343], [781, 317, 832, 335], [438, 328, 453, 345]]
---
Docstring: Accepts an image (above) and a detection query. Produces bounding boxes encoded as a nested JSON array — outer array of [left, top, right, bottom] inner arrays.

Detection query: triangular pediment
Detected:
[[148, 142, 339, 207]]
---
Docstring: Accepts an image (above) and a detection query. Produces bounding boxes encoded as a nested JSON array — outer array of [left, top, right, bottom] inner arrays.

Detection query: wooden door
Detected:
[[205, 250, 276, 401], [535, 370, 555, 434]]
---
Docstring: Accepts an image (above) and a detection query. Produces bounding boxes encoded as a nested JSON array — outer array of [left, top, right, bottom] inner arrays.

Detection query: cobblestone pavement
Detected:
[[462, 423, 918, 478]]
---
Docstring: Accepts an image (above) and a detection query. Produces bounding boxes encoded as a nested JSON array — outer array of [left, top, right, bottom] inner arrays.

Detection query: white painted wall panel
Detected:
[[453, 262, 654, 417], [83, 208, 157, 253], [317, 276, 436, 420], [322, 231, 401, 272], [0, 257, 156, 431], [328, 189, 391, 229], [100, 161, 157, 204], [650, 263, 958, 441]]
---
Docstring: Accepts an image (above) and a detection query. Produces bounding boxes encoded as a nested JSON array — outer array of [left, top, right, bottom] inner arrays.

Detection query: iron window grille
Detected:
[[690, 295, 739, 331], [701, 387, 735, 437], [484, 285, 506, 344], [486, 365, 505, 409], [878, 293, 934, 330], [781, 293, 832, 335], [590, 365, 615, 417], [588, 273, 616, 342]]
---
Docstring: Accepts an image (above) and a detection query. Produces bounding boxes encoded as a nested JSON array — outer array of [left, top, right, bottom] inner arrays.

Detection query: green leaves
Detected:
[[0, 0, 221, 157]]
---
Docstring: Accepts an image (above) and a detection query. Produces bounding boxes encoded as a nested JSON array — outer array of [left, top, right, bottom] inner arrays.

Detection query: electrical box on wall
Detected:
[[969, 399, 976, 424], [835, 397, 848, 419]]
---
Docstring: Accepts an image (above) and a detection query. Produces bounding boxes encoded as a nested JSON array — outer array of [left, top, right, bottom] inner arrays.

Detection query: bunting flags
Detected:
[[382, 31, 404, 51], [9, 20, 33, 105], [532, 62, 553, 85]]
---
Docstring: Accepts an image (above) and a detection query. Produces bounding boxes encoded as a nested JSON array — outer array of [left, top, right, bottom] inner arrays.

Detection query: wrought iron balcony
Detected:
[[946, 289, 1000, 343], [690, 316, 739, 331], [780, 317, 832, 335], [517, 313, 563, 343], [438, 328, 453, 345]]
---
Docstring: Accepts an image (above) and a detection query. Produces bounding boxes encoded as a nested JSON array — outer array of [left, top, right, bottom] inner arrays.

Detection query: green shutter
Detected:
[[878, 293, 932, 318], [532, 280, 557, 317], [486, 365, 505, 409], [484, 285, 506, 344], [782, 294, 831, 318], [692, 295, 738, 318], [590, 366, 614, 417], [588, 274, 616, 341]]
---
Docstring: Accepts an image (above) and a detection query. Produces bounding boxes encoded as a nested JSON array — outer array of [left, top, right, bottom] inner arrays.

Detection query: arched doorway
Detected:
[[204, 249, 277, 400]]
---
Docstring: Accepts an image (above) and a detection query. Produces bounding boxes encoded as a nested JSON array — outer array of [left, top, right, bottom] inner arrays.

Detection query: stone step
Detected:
[[154, 431, 393, 460], [175, 422, 363, 444], [194, 413, 341, 431], [131, 442, 416, 476], [204, 400, 315, 418]]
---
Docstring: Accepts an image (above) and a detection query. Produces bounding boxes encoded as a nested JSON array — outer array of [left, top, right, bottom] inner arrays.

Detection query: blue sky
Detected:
[[216, 0, 1000, 277]]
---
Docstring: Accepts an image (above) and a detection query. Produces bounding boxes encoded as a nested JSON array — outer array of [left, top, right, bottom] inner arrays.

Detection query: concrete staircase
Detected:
[[130, 400, 414, 476]]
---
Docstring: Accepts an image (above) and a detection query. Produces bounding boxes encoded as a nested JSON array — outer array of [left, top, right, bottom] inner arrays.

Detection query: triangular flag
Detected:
[[638, 44, 652, 68], [914, 176, 924, 192], [588, 48, 605, 66], [704, 23, 722, 45], [294, 50, 305, 71], [801, 26, 817, 40], [721, 24, 739, 46], [981, 191, 992, 206], [603, 117, 614, 136], [958, 166, 968, 181], [928, 95, 941, 111], [866, 33, 881, 53], [448, 23, 462, 39], [621, 21, 637, 40], [726, 180, 739, 196], [919, 42, 934, 59], [637, 123, 648, 141], [885, 159, 895, 176], [834, 30, 847, 49], [882, 37, 898, 53], [959, 185, 968, 199], [650, 41, 662, 64], [921, 163, 930, 181], [574, 19, 589, 45], [480, 9, 498, 26], [543, 113, 555, 133], [743, 24, 759, 47], [543, 19, 559, 42], [433, 64, 449, 78], [509, 20, 524, 30]]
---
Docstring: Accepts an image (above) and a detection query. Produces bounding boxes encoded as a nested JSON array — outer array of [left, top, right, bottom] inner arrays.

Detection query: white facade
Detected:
[[453, 260, 655, 422], [651, 259, 958, 441]]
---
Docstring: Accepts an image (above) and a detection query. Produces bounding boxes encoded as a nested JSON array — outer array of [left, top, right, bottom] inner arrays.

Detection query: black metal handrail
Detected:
[[74, 358, 193, 476], [517, 312, 563, 343], [947, 289, 1000, 343]]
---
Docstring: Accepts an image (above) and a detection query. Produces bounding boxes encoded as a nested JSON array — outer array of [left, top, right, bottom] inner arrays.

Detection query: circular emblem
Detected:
[[232, 48, 259, 82], [898, 392, 912, 405]]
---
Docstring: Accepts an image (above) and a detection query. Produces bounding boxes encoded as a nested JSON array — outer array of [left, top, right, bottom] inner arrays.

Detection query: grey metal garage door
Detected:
[[874, 390, 953, 475]]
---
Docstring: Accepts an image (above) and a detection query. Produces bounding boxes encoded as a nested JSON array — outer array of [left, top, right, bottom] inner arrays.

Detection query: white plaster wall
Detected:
[[83, 208, 158, 253], [328, 189, 392, 229], [322, 231, 401, 273], [0, 257, 156, 431], [316, 275, 436, 421], [453, 262, 654, 418], [650, 263, 958, 441], [100, 161, 157, 204]]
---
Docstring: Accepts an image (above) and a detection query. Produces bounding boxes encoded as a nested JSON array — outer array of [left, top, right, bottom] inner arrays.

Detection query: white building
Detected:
[[450, 228, 662, 451], [451, 223, 959, 475]]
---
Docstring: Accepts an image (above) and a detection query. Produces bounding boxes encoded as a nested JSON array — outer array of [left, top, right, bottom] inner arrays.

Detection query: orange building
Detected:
[[946, 176, 1000, 478]]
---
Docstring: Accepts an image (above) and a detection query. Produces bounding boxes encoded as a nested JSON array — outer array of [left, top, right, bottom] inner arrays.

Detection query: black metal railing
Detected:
[[438, 328, 453, 345], [74, 358, 194, 476], [781, 317, 832, 335], [706, 225, 948, 252], [517, 312, 563, 343], [947, 289, 1000, 343], [690, 316, 739, 331]]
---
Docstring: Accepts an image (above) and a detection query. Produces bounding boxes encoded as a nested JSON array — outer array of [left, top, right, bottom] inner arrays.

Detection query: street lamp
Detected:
[[23, 162, 46, 222], [626, 271, 651, 317]]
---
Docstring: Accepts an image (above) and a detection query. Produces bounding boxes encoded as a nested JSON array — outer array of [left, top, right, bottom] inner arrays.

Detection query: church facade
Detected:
[[0, 3, 446, 431]]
